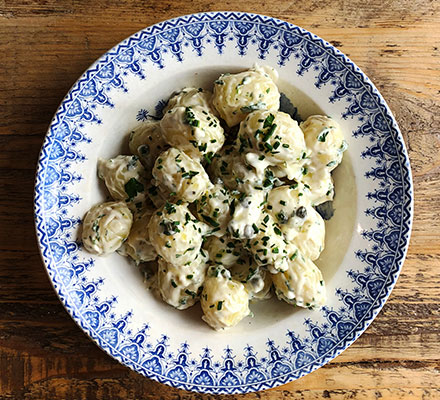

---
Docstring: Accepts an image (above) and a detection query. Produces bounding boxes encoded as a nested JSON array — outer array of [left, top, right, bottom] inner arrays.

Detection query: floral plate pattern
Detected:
[[34, 12, 413, 394]]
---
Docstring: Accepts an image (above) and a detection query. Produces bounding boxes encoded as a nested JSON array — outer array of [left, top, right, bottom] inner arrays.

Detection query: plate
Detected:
[[34, 12, 413, 394]]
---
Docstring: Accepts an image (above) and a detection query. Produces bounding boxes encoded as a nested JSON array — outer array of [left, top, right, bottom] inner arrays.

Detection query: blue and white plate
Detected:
[[34, 12, 413, 394]]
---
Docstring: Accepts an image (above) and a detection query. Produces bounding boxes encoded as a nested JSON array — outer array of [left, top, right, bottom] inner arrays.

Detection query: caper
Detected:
[[276, 211, 288, 224], [296, 206, 307, 219], [139, 144, 150, 155]]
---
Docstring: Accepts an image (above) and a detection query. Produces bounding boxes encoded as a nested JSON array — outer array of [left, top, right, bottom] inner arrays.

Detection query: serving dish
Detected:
[[34, 12, 413, 394]]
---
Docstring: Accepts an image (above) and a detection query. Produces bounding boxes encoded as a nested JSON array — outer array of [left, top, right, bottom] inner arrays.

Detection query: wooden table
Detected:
[[1, 1, 439, 398]]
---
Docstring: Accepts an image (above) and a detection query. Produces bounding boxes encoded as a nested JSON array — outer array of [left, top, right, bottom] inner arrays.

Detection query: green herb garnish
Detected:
[[240, 102, 266, 113], [184, 107, 200, 127], [124, 178, 144, 201], [317, 129, 330, 142]]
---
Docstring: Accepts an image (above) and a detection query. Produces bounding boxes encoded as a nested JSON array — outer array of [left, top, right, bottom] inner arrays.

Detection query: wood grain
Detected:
[[1, 0, 439, 399]]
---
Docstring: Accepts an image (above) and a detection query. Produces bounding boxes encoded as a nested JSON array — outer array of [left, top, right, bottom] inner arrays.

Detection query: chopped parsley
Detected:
[[124, 178, 144, 201]]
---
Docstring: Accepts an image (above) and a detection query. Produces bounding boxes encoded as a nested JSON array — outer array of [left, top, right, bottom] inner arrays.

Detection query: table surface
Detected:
[[1, 1, 439, 399]]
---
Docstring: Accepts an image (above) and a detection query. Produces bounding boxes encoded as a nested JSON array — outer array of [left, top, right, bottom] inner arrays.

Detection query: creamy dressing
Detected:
[[82, 201, 133, 255], [97, 155, 147, 211], [196, 183, 232, 236], [158, 254, 207, 310], [152, 147, 212, 203], [288, 206, 325, 261], [237, 110, 307, 181], [301, 162, 334, 206], [160, 105, 224, 159], [244, 152, 271, 177], [128, 120, 168, 175], [228, 263, 273, 302], [266, 184, 310, 242], [247, 211, 289, 274], [205, 235, 242, 267], [228, 191, 265, 239], [301, 115, 345, 170], [212, 67, 280, 127], [83, 66, 356, 331], [272, 253, 326, 308], [163, 87, 217, 115], [118, 208, 157, 263], [148, 203, 207, 267], [201, 266, 250, 330]]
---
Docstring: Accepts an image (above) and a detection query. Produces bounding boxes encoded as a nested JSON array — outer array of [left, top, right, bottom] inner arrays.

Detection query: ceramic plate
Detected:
[[34, 12, 413, 394]]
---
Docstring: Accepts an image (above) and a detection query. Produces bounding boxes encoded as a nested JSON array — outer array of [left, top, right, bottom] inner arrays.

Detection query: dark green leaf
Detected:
[[124, 178, 144, 201]]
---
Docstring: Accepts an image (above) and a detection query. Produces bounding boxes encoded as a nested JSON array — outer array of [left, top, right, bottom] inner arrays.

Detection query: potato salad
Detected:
[[81, 65, 347, 330]]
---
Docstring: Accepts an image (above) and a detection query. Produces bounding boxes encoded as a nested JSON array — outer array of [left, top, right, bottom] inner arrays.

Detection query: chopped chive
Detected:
[[317, 128, 330, 142], [263, 113, 275, 128], [201, 214, 220, 227], [185, 289, 196, 298]]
